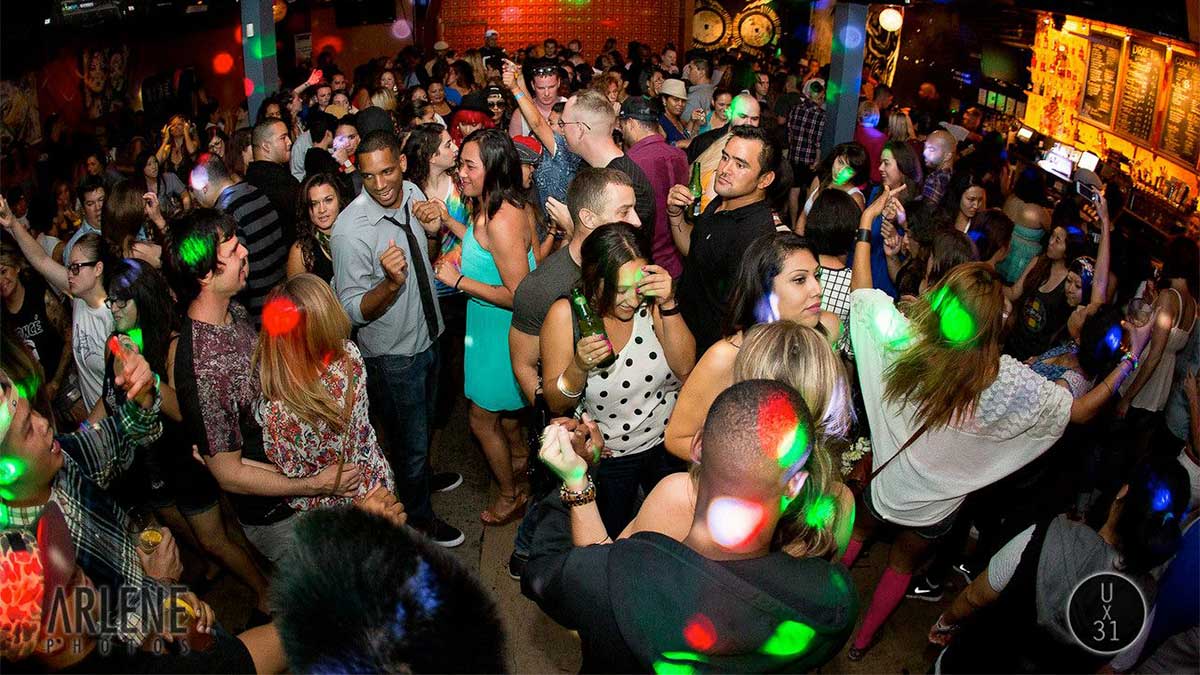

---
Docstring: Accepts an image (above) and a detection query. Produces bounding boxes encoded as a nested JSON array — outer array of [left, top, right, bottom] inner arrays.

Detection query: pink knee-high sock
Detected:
[[853, 567, 912, 651], [840, 538, 864, 568]]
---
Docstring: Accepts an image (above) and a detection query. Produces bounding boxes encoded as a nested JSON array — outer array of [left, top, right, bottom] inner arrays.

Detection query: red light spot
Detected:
[[599, 18, 618, 29], [262, 297, 301, 337], [757, 392, 798, 458], [212, 53, 235, 75], [244, 78, 256, 98], [315, 36, 344, 55], [683, 614, 717, 651], [234, 25, 242, 43]]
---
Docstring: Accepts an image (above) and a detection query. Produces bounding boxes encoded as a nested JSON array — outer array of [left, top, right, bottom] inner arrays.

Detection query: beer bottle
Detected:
[[689, 161, 703, 218], [569, 287, 616, 369]]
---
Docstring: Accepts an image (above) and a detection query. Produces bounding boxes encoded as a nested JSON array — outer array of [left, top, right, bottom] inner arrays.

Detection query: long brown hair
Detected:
[[884, 262, 1005, 430], [254, 274, 352, 432]]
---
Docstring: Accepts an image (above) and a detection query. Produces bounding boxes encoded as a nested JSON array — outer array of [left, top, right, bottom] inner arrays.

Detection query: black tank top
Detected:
[[1007, 275, 1071, 361], [4, 279, 65, 376]]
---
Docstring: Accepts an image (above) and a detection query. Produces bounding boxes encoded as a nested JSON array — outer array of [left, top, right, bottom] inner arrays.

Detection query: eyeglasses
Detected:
[[66, 260, 101, 276], [556, 119, 591, 132], [532, 66, 558, 77], [104, 297, 130, 311]]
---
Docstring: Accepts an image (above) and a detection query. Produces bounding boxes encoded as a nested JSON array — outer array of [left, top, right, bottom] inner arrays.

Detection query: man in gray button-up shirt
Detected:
[[331, 130, 463, 547]]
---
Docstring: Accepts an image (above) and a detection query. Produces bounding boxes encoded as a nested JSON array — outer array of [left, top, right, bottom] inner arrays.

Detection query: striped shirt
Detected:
[[9, 395, 166, 645], [217, 182, 288, 326]]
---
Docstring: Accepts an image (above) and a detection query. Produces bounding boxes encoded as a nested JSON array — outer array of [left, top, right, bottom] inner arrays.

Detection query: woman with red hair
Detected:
[[447, 94, 496, 145]]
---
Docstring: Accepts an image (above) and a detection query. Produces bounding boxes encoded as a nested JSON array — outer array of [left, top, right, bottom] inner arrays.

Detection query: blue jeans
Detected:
[[365, 345, 439, 526]]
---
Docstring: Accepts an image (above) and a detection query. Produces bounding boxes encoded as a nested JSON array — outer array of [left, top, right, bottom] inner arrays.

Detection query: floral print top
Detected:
[[257, 340, 394, 511]]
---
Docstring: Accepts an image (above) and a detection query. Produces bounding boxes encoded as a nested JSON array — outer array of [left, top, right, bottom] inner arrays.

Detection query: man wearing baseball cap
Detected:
[[620, 95, 688, 277], [482, 29, 504, 62]]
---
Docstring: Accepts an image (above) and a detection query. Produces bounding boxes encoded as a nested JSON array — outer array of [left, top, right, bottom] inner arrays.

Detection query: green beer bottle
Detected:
[[689, 161, 703, 218], [569, 287, 616, 369]]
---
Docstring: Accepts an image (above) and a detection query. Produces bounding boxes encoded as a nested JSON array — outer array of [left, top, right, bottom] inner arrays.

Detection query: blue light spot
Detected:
[[404, 559, 441, 616], [1151, 485, 1172, 513], [842, 26, 864, 49], [1103, 325, 1122, 353]]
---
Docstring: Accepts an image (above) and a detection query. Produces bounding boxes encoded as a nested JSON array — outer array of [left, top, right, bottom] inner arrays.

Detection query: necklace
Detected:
[[316, 230, 332, 260]]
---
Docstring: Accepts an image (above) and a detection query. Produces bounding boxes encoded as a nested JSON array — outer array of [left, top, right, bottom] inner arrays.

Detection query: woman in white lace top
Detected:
[[838, 188, 1151, 660]]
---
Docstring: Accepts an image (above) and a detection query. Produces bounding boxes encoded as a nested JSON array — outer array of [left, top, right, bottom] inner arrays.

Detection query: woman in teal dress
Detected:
[[997, 166, 1051, 284], [434, 128, 537, 526]]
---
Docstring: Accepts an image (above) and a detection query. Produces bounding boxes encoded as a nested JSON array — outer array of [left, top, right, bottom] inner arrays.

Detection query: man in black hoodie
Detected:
[[245, 117, 300, 247], [524, 380, 857, 672]]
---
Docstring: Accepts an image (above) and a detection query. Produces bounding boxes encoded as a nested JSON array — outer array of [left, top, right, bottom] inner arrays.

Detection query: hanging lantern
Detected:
[[879, 7, 903, 32]]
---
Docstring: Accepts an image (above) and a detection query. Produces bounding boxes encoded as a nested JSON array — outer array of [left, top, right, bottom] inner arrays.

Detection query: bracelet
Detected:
[[659, 302, 681, 316], [560, 476, 596, 507], [856, 229, 872, 243], [1121, 350, 1140, 371], [513, 91, 525, 101], [454, 275, 464, 290], [557, 373, 583, 398]]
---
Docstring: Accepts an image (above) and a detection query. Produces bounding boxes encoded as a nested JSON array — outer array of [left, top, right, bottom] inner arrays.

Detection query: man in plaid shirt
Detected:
[[787, 82, 827, 186], [2, 344, 166, 647]]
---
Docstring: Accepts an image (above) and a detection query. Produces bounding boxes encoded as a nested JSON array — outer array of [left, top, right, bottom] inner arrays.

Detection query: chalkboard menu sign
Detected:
[[1115, 41, 1165, 141], [1159, 54, 1200, 165], [1081, 34, 1122, 125]]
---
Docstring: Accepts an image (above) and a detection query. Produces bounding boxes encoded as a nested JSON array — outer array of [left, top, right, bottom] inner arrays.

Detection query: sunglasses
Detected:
[[556, 119, 591, 132], [66, 260, 101, 276], [532, 66, 558, 77], [488, 100, 505, 109]]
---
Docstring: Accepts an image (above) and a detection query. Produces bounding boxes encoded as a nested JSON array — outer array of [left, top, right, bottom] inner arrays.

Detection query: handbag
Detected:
[[846, 421, 929, 496]]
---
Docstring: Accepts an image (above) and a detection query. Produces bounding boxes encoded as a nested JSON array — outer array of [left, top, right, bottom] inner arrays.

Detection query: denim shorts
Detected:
[[862, 482, 960, 540]]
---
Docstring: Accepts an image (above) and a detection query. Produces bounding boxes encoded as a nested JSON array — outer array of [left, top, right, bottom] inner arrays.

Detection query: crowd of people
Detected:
[[1, 27, 1198, 674]]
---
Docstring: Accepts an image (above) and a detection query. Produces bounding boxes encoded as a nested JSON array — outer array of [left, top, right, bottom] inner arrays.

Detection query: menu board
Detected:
[[1158, 53, 1200, 165], [1114, 40, 1165, 141], [1081, 34, 1122, 125]]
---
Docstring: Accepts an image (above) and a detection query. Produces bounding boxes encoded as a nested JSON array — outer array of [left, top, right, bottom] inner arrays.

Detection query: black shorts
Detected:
[[862, 482, 960, 540], [146, 432, 221, 516]]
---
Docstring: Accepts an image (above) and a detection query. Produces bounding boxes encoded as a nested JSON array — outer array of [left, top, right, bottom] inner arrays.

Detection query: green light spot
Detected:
[[0, 503, 9, 528], [248, 36, 277, 60], [0, 457, 25, 485], [833, 166, 855, 185], [0, 487, 14, 501], [760, 620, 816, 657], [871, 304, 911, 349], [805, 494, 837, 529], [126, 327, 144, 353], [179, 235, 211, 268], [653, 661, 697, 675], [660, 652, 707, 663], [776, 422, 810, 469], [13, 375, 40, 401], [930, 287, 976, 345]]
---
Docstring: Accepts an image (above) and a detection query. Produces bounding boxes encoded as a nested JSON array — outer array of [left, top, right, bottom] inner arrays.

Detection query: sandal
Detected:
[[480, 492, 528, 527]]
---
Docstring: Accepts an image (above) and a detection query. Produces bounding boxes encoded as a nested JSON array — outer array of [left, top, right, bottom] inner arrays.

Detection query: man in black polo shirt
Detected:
[[669, 125, 783, 353]]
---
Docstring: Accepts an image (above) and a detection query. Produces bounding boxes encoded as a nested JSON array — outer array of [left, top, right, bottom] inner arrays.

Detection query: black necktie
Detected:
[[383, 213, 439, 342]]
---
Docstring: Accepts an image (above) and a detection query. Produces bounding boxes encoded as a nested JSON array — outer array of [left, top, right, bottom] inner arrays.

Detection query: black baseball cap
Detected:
[[619, 95, 663, 123]]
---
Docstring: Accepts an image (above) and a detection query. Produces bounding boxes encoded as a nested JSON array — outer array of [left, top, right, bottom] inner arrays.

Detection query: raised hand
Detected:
[[637, 264, 674, 306], [538, 422, 589, 489], [380, 239, 408, 287], [412, 199, 450, 235]]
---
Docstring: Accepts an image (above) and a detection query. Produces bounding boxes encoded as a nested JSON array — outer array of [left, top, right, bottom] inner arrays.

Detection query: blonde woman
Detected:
[[370, 87, 397, 112], [255, 274, 395, 511], [620, 321, 855, 561]]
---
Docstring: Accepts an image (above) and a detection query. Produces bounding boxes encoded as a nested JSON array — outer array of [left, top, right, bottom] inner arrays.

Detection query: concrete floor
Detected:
[[204, 390, 957, 673]]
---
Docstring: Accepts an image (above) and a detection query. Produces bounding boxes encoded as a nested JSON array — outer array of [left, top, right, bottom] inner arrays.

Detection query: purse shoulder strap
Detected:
[[867, 421, 929, 483]]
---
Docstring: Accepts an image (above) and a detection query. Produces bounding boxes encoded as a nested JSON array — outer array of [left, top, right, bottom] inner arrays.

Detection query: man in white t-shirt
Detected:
[[509, 61, 567, 138]]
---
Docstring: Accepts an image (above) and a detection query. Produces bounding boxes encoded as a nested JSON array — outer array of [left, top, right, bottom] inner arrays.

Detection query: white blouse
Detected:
[[849, 289, 1072, 527]]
